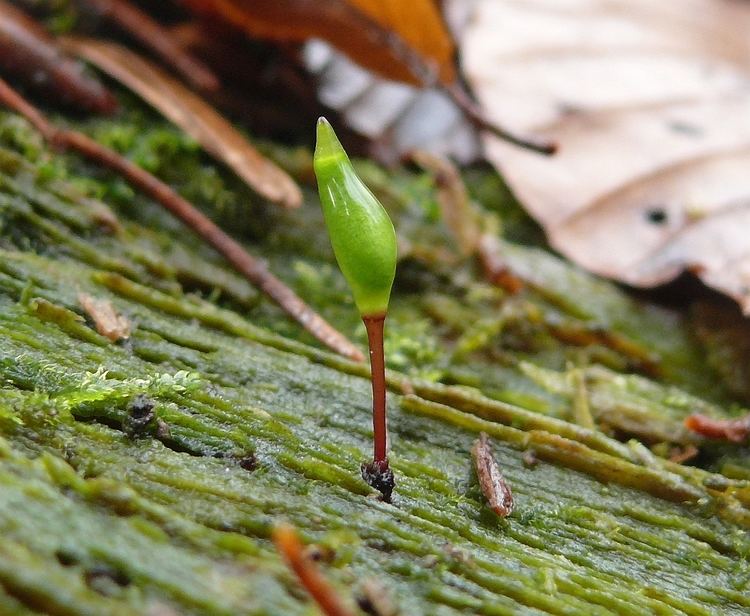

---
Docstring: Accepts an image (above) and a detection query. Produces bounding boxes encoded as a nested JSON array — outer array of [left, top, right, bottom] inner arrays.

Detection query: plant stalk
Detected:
[[363, 313, 387, 464]]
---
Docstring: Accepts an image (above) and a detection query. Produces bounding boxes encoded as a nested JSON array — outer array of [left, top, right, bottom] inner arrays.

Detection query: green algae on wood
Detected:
[[0, 104, 749, 615]]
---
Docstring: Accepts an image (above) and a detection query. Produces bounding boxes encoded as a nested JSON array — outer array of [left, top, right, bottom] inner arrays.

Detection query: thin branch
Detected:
[[0, 77, 364, 362], [80, 0, 220, 92], [272, 523, 355, 616], [0, 75, 55, 139]]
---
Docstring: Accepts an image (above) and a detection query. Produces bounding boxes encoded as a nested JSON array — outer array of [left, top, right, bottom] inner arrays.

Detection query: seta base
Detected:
[[361, 459, 395, 503]]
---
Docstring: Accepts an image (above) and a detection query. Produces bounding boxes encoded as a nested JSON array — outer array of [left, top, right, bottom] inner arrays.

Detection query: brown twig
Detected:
[[272, 523, 355, 616], [0, 0, 116, 114], [0, 77, 364, 362], [80, 0, 220, 92], [471, 432, 514, 517]]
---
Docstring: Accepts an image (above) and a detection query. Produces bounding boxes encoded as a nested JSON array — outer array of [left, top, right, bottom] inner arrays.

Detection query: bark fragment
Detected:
[[471, 432, 514, 517], [78, 293, 132, 342]]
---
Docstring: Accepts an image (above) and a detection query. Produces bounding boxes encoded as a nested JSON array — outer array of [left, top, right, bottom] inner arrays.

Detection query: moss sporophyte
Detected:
[[314, 117, 398, 501]]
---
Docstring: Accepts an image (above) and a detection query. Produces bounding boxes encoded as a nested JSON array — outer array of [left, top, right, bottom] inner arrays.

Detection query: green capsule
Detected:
[[314, 117, 397, 316]]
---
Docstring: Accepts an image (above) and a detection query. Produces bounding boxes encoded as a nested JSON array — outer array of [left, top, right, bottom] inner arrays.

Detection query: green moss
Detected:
[[0, 98, 749, 615]]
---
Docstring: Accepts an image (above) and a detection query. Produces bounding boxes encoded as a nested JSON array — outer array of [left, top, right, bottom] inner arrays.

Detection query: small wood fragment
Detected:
[[521, 449, 539, 469], [356, 578, 398, 616], [471, 432, 514, 517], [477, 234, 525, 294], [78, 293, 131, 342], [237, 453, 258, 472], [0, 77, 363, 362], [668, 444, 699, 464], [272, 523, 354, 616], [122, 394, 155, 437], [0, 0, 116, 114], [684, 414, 750, 443]]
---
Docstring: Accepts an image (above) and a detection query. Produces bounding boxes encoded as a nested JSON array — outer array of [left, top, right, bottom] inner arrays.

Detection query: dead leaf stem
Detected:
[[348, 5, 556, 155], [444, 80, 556, 155], [0, 77, 364, 362], [80, 0, 220, 92]]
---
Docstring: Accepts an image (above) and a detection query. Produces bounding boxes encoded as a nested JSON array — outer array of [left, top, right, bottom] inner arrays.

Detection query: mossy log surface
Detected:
[[0, 103, 749, 615]]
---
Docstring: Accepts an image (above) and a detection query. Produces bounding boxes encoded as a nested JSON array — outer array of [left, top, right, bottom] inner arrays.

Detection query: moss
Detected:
[[0, 99, 749, 615]]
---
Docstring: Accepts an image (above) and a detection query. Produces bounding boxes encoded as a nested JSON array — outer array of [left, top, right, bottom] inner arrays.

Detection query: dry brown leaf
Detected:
[[78, 293, 132, 341], [62, 37, 302, 209], [177, 0, 455, 85], [346, 0, 455, 82], [459, 0, 750, 312]]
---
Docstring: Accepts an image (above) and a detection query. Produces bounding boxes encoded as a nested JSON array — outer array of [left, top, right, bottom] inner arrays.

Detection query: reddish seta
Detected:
[[360, 313, 394, 502]]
